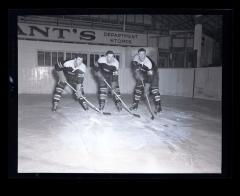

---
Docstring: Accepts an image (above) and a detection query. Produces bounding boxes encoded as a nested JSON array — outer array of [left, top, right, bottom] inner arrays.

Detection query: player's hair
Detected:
[[106, 50, 114, 55], [138, 48, 146, 53], [75, 54, 84, 59]]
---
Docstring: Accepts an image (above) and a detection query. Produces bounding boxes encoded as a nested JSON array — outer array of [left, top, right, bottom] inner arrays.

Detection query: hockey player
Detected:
[[93, 51, 122, 112], [52, 55, 89, 112], [130, 48, 162, 113]]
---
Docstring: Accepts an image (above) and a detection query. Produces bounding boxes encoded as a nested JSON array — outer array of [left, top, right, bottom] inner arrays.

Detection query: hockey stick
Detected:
[[102, 78, 140, 118], [141, 80, 155, 120], [65, 81, 111, 115]]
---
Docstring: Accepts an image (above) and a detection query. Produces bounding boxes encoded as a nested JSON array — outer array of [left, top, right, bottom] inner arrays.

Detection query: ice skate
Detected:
[[52, 102, 58, 112], [129, 102, 138, 111]]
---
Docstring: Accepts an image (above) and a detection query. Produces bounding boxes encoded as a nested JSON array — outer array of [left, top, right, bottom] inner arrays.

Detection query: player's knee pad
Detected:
[[53, 94, 62, 102], [55, 86, 64, 94], [135, 88, 143, 95], [113, 88, 121, 101], [134, 86, 143, 98], [54, 83, 65, 97], [55, 82, 65, 94], [136, 84, 144, 89], [58, 81, 66, 88], [134, 85, 143, 101], [152, 92, 161, 102], [54, 82, 66, 95], [150, 87, 160, 101], [134, 94, 141, 102], [154, 94, 161, 102], [99, 87, 107, 101], [99, 87, 107, 94], [150, 87, 159, 94]]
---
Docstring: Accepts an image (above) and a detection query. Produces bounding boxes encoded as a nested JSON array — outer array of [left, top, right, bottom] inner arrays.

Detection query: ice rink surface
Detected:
[[18, 94, 221, 173]]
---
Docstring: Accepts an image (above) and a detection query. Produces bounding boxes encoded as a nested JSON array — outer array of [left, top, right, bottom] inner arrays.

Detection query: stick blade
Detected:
[[133, 113, 141, 118], [102, 112, 111, 115]]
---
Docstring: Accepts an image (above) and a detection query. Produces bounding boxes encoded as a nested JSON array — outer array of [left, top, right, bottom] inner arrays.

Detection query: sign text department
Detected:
[[18, 23, 147, 46]]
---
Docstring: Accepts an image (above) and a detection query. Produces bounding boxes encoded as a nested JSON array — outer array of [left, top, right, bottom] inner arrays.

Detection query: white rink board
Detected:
[[18, 40, 222, 100], [18, 40, 156, 94]]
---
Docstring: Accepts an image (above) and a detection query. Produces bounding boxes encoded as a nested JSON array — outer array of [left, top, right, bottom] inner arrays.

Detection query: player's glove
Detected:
[[147, 70, 153, 76]]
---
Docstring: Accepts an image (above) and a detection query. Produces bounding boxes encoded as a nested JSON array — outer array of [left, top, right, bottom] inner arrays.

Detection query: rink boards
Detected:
[[18, 39, 157, 94], [18, 39, 222, 100]]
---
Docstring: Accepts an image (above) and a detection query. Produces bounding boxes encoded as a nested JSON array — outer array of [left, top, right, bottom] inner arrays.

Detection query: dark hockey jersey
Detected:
[[55, 59, 86, 84], [131, 55, 157, 83], [131, 54, 157, 72], [95, 56, 119, 75]]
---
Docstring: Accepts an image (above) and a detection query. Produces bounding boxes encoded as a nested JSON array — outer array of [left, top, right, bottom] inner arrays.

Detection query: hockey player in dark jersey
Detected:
[[130, 48, 162, 113], [93, 51, 122, 111], [52, 55, 89, 112]]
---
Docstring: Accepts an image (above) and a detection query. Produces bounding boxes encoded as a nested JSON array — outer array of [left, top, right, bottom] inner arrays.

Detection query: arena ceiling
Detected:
[[152, 15, 222, 42], [19, 14, 222, 42]]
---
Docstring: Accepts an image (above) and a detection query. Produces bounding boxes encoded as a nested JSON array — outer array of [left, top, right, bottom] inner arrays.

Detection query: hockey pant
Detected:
[[98, 73, 121, 105], [53, 80, 86, 106], [133, 73, 161, 105]]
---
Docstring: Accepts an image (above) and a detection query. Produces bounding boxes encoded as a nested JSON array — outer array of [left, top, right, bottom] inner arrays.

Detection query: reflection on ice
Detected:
[[18, 95, 221, 173]]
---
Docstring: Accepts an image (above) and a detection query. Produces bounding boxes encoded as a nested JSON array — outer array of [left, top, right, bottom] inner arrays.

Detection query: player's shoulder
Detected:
[[63, 59, 74, 67], [76, 63, 87, 72], [146, 56, 155, 64], [65, 59, 74, 63], [133, 54, 139, 61], [113, 57, 119, 66], [146, 55, 153, 61], [98, 56, 106, 63]]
